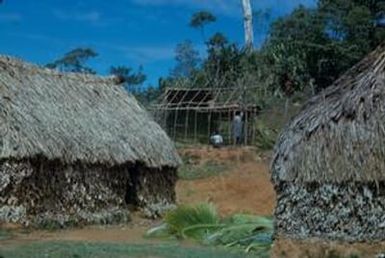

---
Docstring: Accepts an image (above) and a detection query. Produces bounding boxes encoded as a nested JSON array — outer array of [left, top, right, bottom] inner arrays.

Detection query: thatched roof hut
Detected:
[[271, 44, 385, 241], [0, 55, 181, 226]]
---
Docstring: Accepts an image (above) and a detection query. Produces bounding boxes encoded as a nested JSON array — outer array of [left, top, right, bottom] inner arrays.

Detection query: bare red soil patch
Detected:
[[176, 146, 275, 216]]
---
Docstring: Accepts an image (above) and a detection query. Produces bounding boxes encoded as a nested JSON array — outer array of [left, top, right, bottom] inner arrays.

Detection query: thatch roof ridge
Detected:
[[271, 44, 385, 183], [0, 54, 119, 84], [0, 55, 181, 168]]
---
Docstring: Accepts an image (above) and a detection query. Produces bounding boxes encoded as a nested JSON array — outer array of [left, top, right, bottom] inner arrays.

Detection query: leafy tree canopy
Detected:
[[190, 11, 217, 43], [190, 11, 216, 29], [46, 48, 98, 74], [110, 65, 146, 93]]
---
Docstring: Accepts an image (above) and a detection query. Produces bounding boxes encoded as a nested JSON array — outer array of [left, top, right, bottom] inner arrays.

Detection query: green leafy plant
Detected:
[[164, 203, 221, 240], [145, 203, 273, 254], [254, 123, 278, 150]]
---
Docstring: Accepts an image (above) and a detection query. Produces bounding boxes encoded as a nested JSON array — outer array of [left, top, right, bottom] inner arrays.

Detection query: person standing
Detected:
[[232, 111, 243, 145]]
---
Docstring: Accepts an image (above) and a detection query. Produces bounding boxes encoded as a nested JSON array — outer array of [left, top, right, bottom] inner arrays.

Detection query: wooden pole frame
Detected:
[[150, 86, 262, 146]]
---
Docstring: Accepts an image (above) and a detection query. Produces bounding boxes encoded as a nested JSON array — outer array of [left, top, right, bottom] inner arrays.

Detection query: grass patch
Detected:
[[0, 229, 12, 241], [0, 242, 259, 258], [178, 160, 230, 180], [178, 152, 231, 180]]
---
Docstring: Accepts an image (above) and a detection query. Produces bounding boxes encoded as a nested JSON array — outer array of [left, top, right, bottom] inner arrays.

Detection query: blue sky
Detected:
[[0, 0, 316, 86]]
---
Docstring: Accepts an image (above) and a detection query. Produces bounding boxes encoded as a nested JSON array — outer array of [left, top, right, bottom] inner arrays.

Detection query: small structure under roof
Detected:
[[152, 86, 260, 145]]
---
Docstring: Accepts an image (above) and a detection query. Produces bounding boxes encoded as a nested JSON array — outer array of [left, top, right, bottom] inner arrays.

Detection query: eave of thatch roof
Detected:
[[271, 43, 385, 183], [0, 55, 181, 168]]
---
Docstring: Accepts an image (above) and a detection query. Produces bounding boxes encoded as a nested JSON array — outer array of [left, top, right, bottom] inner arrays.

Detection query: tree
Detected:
[[204, 33, 244, 88], [262, 1, 385, 94], [171, 40, 200, 78], [110, 65, 146, 93], [318, 0, 385, 48], [207, 32, 229, 50], [190, 11, 216, 43], [46, 48, 98, 74], [265, 6, 328, 91], [241, 0, 254, 51], [316, 1, 385, 85]]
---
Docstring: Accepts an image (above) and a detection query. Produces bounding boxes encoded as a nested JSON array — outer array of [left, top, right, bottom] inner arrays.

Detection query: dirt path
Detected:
[[0, 214, 159, 246]]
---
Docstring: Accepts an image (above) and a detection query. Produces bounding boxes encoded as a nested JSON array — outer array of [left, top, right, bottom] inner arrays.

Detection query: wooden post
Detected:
[[219, 111, 222, 134], [244, 110, 248, 145], [194, 110, 198, 144], [184, 110, 189, 142], [173, 109, 178, 141], [207, 110, 212, 144], [251, 109, 256, 146], [228, 110, 231, 146]]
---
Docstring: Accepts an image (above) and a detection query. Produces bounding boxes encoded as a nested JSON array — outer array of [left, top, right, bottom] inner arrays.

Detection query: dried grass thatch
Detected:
[[271, 44, 385, 183], [0, 55, 181, 168]]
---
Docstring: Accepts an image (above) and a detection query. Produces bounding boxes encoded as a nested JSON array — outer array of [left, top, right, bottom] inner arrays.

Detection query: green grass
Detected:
[[0, 229, 12, 241], [178, 152, 231, 180], [0, 242, 262, 258], [178, 160, 230, 180]]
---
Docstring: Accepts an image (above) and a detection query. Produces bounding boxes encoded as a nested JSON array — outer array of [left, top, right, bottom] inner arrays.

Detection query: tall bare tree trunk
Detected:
[[241, 0, 254, 51]]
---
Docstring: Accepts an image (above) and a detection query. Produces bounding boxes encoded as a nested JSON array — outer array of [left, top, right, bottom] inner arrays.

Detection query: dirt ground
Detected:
[[271, 238, 385, 258], [1, 146, 274, 246], [2, 146, 385, 257], [176, 146, 275, 216]]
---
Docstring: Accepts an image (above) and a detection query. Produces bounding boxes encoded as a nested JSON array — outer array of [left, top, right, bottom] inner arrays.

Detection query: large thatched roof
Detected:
[[0, 55, 181, 168], [271, 44, 385, 183]]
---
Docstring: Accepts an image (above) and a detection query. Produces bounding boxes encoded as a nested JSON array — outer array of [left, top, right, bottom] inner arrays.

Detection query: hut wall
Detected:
[[0, 159, 177, 227], [128, 164, 177, 218], [274, 182, 385, 241]]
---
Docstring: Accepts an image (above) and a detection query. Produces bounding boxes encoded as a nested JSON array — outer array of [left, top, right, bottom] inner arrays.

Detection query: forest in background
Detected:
[[15, 1, 385, 109]]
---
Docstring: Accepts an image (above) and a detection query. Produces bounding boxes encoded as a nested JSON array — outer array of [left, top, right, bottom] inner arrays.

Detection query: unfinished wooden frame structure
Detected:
[[151, 86, 260, 145]]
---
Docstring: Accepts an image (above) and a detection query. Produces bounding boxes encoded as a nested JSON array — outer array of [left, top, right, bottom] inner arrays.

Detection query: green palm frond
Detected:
[[182, 224, 225, 240], [245, 241, 272, 253], [164, 203, 220, 239], [145, 203, 274, 254], [229, 214, 273, 229], [205, 224, 258, 245], [144, 223, 172, 239]]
